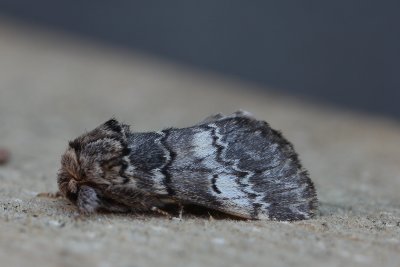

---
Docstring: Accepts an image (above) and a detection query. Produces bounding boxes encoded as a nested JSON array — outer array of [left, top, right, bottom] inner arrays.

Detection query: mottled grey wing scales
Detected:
[[159, 112, 317, 220]]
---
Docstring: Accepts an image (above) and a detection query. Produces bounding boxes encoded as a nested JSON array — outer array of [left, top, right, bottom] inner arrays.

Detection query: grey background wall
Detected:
[[1, 1, 399, 119]]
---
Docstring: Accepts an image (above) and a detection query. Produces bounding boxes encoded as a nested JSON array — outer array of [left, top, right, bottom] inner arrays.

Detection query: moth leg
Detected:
[[37, 191, 62, 198], [151, 206, 173, 219], [76, 185, 101, 214], [178, 202, 184, 220], [208, 212, 215, 221]]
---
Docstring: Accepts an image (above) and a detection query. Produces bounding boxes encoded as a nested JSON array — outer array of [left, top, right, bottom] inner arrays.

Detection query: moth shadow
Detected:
[[98, 204, 246, 221], [169, 204, 248, 220], [43, 196, 244, 220]]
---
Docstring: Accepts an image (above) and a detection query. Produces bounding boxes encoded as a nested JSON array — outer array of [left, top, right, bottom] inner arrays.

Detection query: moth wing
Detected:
[[164, 112, 317, 220]]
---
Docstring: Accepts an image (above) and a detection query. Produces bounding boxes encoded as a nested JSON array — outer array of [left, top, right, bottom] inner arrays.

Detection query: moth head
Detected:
[[57, 119, 131, 208]]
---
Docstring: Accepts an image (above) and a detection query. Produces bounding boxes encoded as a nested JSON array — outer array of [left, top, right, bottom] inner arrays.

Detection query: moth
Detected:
[[57, 111, 317, 220]]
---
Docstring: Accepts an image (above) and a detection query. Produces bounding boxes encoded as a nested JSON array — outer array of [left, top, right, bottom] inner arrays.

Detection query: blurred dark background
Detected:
[[1, 1, 399, 119]]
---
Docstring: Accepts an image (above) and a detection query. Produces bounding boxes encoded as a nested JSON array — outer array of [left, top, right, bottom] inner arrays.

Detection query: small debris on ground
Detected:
[[0, 147, 10, 165]]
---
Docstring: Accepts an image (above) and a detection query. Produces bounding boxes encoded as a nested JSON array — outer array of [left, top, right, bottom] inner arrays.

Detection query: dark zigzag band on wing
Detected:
[[160, 129, 176, 196], [211, 174, 222, 194], [203, 125, 224, 195], [207, 122, 264, 218]]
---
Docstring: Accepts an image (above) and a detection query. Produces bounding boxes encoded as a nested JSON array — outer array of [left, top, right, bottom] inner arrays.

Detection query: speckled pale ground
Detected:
[[0, 18, 399, 267]]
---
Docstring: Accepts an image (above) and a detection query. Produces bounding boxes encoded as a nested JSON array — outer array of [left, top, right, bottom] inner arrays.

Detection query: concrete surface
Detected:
[[0, 19, 399, 267]]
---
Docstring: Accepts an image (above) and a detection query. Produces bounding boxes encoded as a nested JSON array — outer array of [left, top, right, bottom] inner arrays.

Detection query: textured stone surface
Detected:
[[0, 19, 399, 267]]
